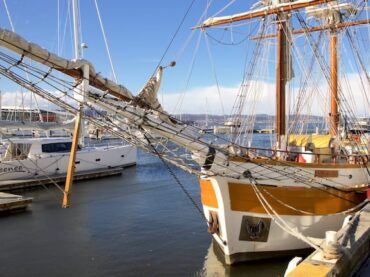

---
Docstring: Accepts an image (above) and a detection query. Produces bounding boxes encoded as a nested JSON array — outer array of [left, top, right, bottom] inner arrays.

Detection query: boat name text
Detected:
[[0, 166, 24, 173]]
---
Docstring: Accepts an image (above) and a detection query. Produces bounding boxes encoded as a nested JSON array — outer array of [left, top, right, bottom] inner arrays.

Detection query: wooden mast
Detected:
[[250, 22, 370, 138], [276, 16, 288, 148], [193, 0, 334, 148], [62, 104, 82, 208], [62, 0, 86, 208], [329, 31, 338, 136]]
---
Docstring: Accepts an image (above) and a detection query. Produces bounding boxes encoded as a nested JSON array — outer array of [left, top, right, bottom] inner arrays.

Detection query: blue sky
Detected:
[[0, 0, 249, 89], [0, 1, 369, 116], [0, 0, 258, 114]]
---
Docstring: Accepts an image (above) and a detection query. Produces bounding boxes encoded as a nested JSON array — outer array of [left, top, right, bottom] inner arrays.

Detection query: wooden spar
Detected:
[[330, 32, 338, 136], [56, 69, 132, 102], [250, 19, 370, 40], [62, 62, 89, 208], [62, 63, 89, 208], [62, 107, 82, 208], [276, 17, 287, 147], [193, 0, 335, 29]]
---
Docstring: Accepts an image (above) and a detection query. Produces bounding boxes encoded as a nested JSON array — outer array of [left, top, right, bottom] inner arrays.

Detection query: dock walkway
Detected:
[[287, 201, 370, 276], [0, 167, 124, 192], [0, 192, 32, 213]]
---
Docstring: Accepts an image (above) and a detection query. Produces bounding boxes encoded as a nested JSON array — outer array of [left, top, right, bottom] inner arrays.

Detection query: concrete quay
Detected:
[[287, 201, 370, 276]]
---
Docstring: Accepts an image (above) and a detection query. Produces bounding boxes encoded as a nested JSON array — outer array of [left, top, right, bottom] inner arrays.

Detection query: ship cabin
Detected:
[[0, 138, 77, 161], [286, 134, 369, 164]]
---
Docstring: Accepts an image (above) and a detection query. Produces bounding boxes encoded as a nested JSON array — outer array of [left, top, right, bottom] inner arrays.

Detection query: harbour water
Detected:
[[0, 147, 293, 276]]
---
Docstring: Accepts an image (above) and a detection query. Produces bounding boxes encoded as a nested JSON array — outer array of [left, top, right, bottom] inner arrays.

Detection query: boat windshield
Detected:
[[41, 142, 75, 153]]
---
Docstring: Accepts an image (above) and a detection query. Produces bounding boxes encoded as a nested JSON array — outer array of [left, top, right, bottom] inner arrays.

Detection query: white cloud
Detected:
[[0, 73, 368, 118], [160, 82, 276, 115], [159, 73, 369, 116], [0, 91, 76, 111]]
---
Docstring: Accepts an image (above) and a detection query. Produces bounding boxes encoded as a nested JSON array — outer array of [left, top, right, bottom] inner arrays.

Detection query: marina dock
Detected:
[[287, 201, 370, 276], [0, 167, 125, 192], [0, 192, 32, 213]]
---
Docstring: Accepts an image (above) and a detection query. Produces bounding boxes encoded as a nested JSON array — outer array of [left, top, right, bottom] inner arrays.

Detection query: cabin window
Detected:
[[42, 142, 75, 153], [4, 143, 31, 160]]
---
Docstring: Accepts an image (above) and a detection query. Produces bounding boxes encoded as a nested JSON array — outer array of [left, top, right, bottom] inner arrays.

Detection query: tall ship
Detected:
[[0, 0, 368, 264]]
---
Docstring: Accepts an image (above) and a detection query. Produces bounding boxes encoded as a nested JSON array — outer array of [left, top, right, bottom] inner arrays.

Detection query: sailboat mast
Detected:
[[329, 31, 338, 136], [63, 0, 89, 208], [276, 15, 288, 148], [71, 0, 86, 146], [72, 0, 80, 60]]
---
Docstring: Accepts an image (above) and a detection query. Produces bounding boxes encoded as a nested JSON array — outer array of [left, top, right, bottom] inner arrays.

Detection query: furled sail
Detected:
[[0, 28, 133, 101], [194, 0, 335, 29], [132, 66, 176, 124], [134, 66, 164, 112]]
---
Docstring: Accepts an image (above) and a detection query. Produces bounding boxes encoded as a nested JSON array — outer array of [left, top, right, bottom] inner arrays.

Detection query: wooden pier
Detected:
[[0, 167, 125, 192], [0, 192, 32, 213], [287, 201, 370, 276]]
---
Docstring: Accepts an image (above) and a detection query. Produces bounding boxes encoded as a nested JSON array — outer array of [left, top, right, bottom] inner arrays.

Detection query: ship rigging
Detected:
[[0, 0, 369, 264]]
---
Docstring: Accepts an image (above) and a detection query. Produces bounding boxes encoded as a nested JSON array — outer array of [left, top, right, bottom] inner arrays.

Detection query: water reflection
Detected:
[[0, 149, 301, 276]]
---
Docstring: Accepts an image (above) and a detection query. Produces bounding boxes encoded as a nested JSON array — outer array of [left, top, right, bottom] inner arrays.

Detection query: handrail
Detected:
[[231, 145, 370, 165]]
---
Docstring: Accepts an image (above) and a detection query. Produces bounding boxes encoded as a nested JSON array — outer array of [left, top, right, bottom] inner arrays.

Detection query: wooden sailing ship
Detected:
[[0, 0, 368, 264], [190, 0, 370, 263]]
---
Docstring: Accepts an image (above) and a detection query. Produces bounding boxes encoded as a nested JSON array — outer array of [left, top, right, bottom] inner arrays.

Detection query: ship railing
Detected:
[[239, 146, 369, 165]]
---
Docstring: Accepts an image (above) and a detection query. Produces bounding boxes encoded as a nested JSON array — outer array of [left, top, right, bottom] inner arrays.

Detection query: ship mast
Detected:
[[276, 11, 288, 149], [329, 29, 338, 136], [194, 0, 335, 148], [252, 14, 370, 137], [306, 2, 348, 137], [328, 4, 342, 137], [62, 0, 89, 208]]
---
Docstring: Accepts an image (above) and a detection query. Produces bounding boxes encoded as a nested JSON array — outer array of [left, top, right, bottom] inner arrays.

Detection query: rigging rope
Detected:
[[204, 31, 226, 117], [246, 171, 324, 252], [94, 0, 118, 83], [0, 40, 367, 202], [153, 0, 198, 77]]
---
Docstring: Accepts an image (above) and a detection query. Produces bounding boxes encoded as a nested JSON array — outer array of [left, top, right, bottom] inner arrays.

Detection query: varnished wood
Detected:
[[330, 33, 338, 136], [276, 19, 287, 147], [62, 108, 82, 208], [314, 170, 339, 178], [229, 156, 368, 170]]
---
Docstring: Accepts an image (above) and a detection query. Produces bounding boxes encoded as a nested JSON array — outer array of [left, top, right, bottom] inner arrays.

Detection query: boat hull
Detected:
[[200, 176, 367, 264], [0, 144, 136, 181]]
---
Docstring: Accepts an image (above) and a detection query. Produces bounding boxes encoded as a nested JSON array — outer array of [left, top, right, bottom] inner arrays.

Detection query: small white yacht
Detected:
[[0, 137, 136, 182]]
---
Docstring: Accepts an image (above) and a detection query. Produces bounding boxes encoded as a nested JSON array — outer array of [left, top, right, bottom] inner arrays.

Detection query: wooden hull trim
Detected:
[[198, 176, 367, 264], [229, 156, 368, 169], [199, 178, 367, 216]]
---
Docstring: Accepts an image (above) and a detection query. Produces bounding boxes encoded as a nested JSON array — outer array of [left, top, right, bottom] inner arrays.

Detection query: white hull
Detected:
[[0, 144, 136, 182], [200, 175, 366, 264]]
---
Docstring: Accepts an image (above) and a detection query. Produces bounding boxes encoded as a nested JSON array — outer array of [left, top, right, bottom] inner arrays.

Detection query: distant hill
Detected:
[[172, 114, 325, 128]]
